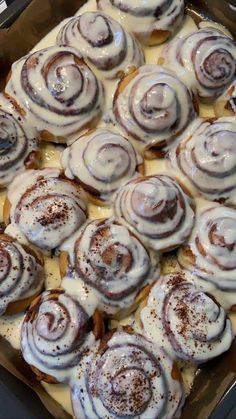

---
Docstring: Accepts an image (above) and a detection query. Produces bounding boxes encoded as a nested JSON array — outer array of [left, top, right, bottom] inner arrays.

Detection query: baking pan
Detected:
[[0, 0, 32, 28], [0, 1, 236, 418]]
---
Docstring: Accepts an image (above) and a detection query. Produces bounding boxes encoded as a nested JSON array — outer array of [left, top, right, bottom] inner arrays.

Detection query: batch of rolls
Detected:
[[1, 0, 236, 417]]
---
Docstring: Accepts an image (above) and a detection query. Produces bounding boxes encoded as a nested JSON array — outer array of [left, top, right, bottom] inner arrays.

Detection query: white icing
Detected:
[[141, 273, 233, 363], [5, 46, 104, 144], [114, 174, 195, 251], [61, 276, 99, 317], [21, 289, 96, 383], [41, 383, 73, 416], [0, 313, 24, 349], [97, 0, 185, 45], [0, 236, 44, 315], [162, 253, 236, 312], [169, 117, 236, 204], [161, 28, 236, 101], [57, 12, 144, 79], [61, 128, 142, 202], [0, 94, 39, 187], [7, 168, 87, 251], [71, 329, 184, 419], [178, 202, 236, 292], [113, 65, 197, 151], [61, 218, 160, 316]]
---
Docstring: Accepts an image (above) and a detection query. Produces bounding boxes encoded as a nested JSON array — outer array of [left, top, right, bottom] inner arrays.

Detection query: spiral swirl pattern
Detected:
[[57, 12, 144, 79], [169, 117, 236, 203], [8, 168, 87, 251], [71, 329, 184, 419], [5, 46, 104, 143], [97, 0, 185, 45], [0, 98, 39, 187], [141, 273, 233, 363], [0, 235, 44, 315], [113, 65, 197, 151], [162, 28, 236, 101], [21, 289, 96, 383], [178, 205, 236, 290], [62, 128, 142, 202], [114, 175, 195, 251], [68, 218, 160, 315]]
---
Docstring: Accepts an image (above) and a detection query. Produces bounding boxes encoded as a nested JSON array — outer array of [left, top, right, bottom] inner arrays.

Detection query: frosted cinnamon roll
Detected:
[[0, 94, 40, 188], [0, 234, 44, 316], [169, 117, 236, 204], [113, 65, 197, 156], [57, 12, 144, 79], [60, 218, 160, 317], [97, 0, 185, 46], [214, 80, 236, 117], [140, 273, 233, 363], [61, 128, 143, 205], [21, 289, 103, 383], [5, 46, 104, 144], [71, 327, 184, 419], [178, 205, 236, 292], [113, 175, 195, 252], [160, 28, 236, 101], [4, 168, 87, 252]]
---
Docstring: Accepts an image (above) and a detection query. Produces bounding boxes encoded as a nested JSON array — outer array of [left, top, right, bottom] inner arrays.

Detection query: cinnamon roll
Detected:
[[169, 117, 236, 204], [140, 273, 233, 363], [0, 234, 44, 316], [97, 0, 185, 46], [57, 12, 144, 79], [178, 205, 236, 291], [0, 94, 40, 188], [214, 80, 236, 117], [61, 128, 143, 205], [160, 28, 236, 101], [4, 168, 87, 252], [5, 46, 104, 144], [21, 289, 103, 383], [113, 65, 197, 155], [71, 327, 184, 419], [60, 218, 160, 317], [113, 175, 195, 251]]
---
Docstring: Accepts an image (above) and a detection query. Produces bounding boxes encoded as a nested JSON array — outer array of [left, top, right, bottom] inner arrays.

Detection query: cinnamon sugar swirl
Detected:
[[60, 218, 160, 317], [4, 168, 87, 252], [160, 28, 236, 101], [57, 12, 144, 79], [61, 128, 143, 205], [5, 46, 104, 144], [113, 175, 195, 251], [71, 327, 184, 419], [21, 289, 103, 383], [113, 65, 197, 156], [0, 234, 44, 315], [97, 0, 185, 45], [140, 273, 233, 363]]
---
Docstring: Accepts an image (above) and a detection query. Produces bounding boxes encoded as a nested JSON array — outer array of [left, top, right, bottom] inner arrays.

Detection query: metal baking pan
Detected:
[[0, 0, 32, 28], [0, 1, 236, 418]]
